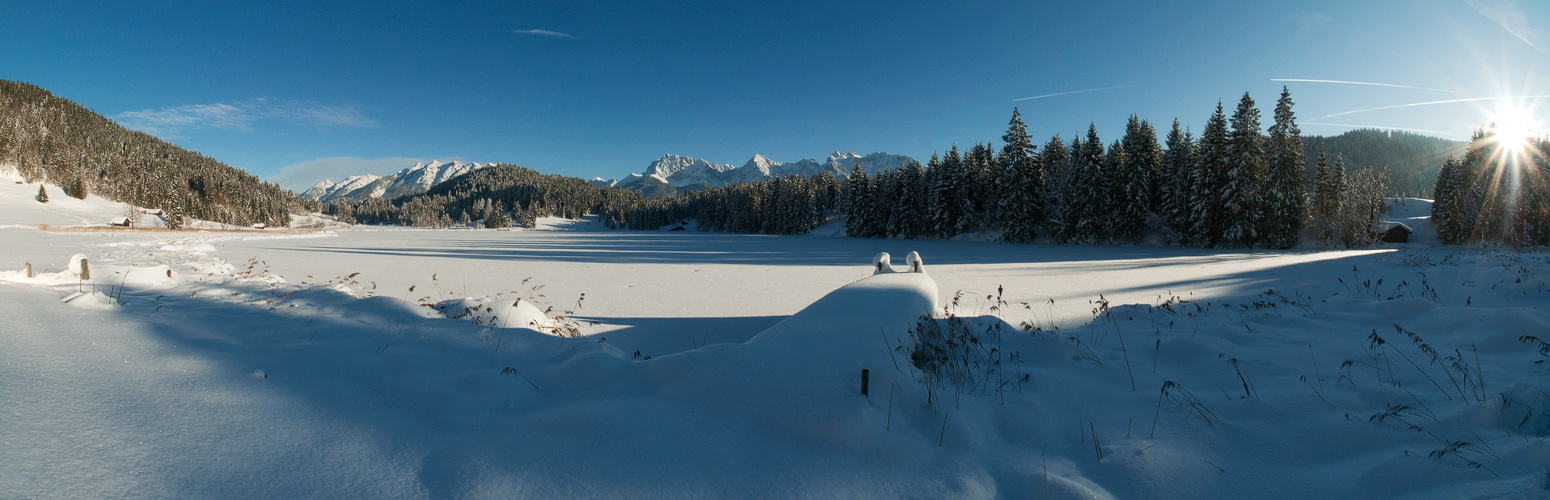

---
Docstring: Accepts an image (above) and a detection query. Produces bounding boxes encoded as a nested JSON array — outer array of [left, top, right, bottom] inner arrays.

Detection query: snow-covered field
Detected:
[[3, 171, 1549, 498]]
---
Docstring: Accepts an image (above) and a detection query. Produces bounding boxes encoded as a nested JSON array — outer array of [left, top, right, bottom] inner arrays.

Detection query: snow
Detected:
[[3, 180, 1550, 498]]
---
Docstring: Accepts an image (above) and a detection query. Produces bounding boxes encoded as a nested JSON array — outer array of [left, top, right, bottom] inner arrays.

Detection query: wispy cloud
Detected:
[[1312, 95, 1550, 120], [1466, 0, 1543, 50], [115, 98, 377, 136], [1290, 12, 1332, 29], [1013, 84, 1143, 102], [1300, 123, 1464, 137], [513, 29, 579, 39], [1271, 79, 1460, 94]]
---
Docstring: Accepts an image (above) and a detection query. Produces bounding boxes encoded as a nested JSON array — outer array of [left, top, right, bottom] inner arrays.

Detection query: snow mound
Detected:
[[60, 290, 117, 310], [66, 253, 90, 276], [436, 295, 556, 332]]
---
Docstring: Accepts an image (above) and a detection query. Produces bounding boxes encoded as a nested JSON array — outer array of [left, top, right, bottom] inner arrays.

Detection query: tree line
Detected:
[[0, 80, 304, 228], [613, 88, 1392, 248], [1432, 129, 1550, 246]]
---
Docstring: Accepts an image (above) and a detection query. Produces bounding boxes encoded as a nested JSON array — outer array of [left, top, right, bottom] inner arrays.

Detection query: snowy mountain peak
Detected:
[[641, 154, 734, 186], [300, 161, 488, 202], [741, 154, 781, 176], [827, 151, 862, 165], [301, 179, 336, 200]]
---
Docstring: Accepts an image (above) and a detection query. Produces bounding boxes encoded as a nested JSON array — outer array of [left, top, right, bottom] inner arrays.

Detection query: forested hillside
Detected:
[[0, 80, 305, 227], [1303, 129, 1465, 198]]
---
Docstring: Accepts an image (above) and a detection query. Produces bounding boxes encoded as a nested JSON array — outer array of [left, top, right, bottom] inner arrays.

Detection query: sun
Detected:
[[1490, 102, 1537, 154]]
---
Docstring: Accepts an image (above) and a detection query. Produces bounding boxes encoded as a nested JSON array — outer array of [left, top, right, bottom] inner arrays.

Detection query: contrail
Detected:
[[1314, 95, 1550, 120], [1272, 78, 1460, 94], [1014, 85, 1142, 102], [1300, 122, 1464, 137]]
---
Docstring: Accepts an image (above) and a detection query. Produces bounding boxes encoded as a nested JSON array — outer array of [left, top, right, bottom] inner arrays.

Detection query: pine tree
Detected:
[[68, 176, 88, 200], [1159, 120, 1193, 242], [1070, 125, 1106, 244], [894, 160, 929, 239], [845, 165, 873, 238], [998, 108, 1041, 243], [966, 142, 999, 232], [1330, 153, 1348, 215], [1116, 115, 1159, 242], [1431, 155, 1465, 244], [35, 185, 48, 203], [1264, 86, 1307, 248], [1311, 146, 1331, 220], [1221, 93, 1266, 247], [1043, 135, 1074, 242], [485, 202, 511, 228], [1101, 139, 1128, 242], [1190, 102, 1231, 247], [932, 146, 972, 238]]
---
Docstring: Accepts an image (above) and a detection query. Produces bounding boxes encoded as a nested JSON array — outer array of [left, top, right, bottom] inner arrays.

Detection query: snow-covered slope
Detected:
[[0, 166, 130, 226], [302, 161, 487, 202]]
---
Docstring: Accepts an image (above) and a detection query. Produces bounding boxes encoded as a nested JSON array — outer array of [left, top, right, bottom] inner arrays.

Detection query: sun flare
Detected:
[[1490, 102, 1537, 154]]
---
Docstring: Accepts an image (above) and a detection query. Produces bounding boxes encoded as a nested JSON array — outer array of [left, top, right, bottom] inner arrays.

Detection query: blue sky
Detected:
[[4, 0, 1546, 191]]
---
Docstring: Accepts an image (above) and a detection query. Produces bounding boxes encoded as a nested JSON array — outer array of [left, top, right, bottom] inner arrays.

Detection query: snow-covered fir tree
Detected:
[[1040, 135, 1074, 243], [966, 142, 999, 233], [1102, 140, 1128, 242], [892, 160, 930, 239], [1311, 145, 1331, 221], [845, 164, 874, 238], [1159, 119, 1194, 242], [1115, 115, 1159, 242], [485, 202, 511, 228], [998, 108, 1041, 243], [1220, 93, 1266, 247], [1070, 125, 1106, 244], [1264, 86, 1307, 248], [1189, 103, 1231, 247], [932, 146, 973, 239], [1430, 154, 1466, 244]]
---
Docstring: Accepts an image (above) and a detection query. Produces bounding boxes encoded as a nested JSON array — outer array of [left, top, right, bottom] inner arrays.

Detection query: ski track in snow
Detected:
[[2, 173, 1549, 499]]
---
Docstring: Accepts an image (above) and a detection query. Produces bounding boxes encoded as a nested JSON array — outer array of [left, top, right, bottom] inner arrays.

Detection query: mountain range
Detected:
[[302, 160, 491, 202], [592, 151, 917, 197]]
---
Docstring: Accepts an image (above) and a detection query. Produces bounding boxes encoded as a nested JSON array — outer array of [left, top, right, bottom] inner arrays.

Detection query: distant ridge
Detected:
[[302, 160, 490, 202], [595, 152, 916, 197]]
